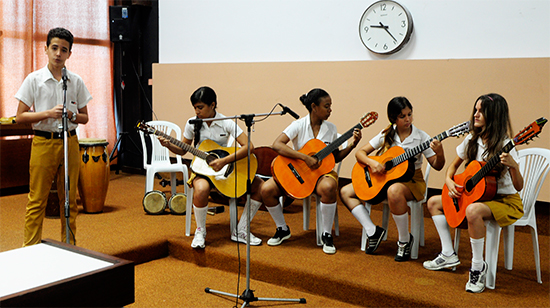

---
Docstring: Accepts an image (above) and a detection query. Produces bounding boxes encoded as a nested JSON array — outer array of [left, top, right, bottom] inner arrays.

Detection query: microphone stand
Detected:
[[61, 69, 72, 244], [203, 108, 306, 307]]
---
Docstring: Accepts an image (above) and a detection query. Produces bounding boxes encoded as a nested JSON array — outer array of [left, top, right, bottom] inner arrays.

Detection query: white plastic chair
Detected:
[[302, 138, 347, 246], [138, 120, 190, 197], [453, 147, 550, 289], [361, 164, 431, 259]]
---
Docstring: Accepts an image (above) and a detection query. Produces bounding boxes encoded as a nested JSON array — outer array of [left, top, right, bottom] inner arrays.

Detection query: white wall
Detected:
[[159, 0, 550, 63]]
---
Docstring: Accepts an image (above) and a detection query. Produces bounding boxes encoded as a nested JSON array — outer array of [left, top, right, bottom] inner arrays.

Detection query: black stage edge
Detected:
[[0, 239, 134, 307]]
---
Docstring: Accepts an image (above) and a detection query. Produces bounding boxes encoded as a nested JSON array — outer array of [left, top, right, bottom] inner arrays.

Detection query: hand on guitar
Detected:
[[499, 152, 518, 169], [367, 159, 386, 175], [304, 155, 320, 170], [208, 157, 228, 172], [445, 177, 463, 199], [430, 139, 444, 156], [158, 136, 170, 148]]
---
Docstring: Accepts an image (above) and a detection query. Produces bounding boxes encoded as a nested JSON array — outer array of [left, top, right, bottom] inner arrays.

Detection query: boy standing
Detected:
[[15, 27, 92, 246]]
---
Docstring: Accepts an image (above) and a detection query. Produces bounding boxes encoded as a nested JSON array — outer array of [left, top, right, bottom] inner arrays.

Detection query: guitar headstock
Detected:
[[513, 117, 547, 146], [448, 121, 471, 137], [360, 112, 378, 128], [136, 121, 155, 134]]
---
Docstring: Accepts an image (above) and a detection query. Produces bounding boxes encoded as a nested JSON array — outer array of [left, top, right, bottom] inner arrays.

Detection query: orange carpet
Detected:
[[1, 171, 549, 307]]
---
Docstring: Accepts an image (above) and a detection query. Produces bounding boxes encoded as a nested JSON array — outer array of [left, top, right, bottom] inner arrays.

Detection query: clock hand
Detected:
[[378, 22, 397, 42]]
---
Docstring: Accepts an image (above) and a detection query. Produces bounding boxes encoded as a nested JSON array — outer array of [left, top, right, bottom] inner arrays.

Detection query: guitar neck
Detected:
[[390, 130, 450, 167], [315, 123, 362, 161], [468, 140, 515, 189], [152, 130, 208, 159]]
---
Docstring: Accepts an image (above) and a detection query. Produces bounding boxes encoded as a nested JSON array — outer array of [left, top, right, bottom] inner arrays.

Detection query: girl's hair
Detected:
[[465, 93, 513, 177], [189, 86, 217, 147], [377, 96, 413, 155], [299, 88, 329, 112], [190, 86, 217, 109]]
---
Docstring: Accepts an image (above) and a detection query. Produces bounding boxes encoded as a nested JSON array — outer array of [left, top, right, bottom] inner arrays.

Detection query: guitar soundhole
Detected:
[[465, 178, 474, 193], [205, 153, 219, 165], [225, 163, 234, 177]]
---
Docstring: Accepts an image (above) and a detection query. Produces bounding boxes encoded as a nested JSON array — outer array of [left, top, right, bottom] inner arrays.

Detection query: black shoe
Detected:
[[267, 226, 291, 246], [395, 234, 414, 262], [365, 226, 386, 254], [322, 232, 336, 254]]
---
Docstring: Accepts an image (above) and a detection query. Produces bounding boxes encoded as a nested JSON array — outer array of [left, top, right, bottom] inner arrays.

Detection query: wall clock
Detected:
[[359, 0, 414, 54]]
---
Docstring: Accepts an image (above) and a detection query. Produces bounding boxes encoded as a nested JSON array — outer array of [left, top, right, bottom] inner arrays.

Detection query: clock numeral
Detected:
[[380, 3, 386, 11], [383, 44, 388, 50], [401, 20, 406, 28], [364, 26, 369, 33]]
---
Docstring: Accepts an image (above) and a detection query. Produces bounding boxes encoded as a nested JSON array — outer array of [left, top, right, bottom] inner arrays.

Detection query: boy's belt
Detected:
[[34, 130, 77, 139]]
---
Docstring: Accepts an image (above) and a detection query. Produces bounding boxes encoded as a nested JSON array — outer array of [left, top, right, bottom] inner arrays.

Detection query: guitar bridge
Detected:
[[364, 168, 372, 188], [288, 163, 304, 184]]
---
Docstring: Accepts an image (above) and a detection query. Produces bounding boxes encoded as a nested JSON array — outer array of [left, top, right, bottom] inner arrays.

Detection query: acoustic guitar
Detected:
[[352, 121, 470, 205], [271, 112, 378, 199], [442, 117, 547, 228], [137, 121, 257, 198]]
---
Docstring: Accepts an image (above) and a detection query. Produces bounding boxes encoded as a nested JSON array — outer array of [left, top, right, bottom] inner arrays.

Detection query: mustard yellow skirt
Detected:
[[400, 168, 426, 202], [485, 193, 524, 227]]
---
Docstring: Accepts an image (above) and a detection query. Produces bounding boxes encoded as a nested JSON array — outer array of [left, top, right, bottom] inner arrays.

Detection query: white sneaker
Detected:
[[423, 252, 461, 270], [231, 229, 262, 246], [191, 228, 206, 249], [465, 261, 487, 293], [321, 232, 336, 255]]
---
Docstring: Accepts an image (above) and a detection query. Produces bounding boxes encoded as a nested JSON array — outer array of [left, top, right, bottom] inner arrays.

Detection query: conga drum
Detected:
[[78, 138, 110, 213], [168, 193, 187, 215], [143, 190, 167, 214]]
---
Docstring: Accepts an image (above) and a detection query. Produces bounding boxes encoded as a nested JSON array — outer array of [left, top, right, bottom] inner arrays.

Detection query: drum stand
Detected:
[[60, 69, 74, 245], [203, 108, 306, 307]]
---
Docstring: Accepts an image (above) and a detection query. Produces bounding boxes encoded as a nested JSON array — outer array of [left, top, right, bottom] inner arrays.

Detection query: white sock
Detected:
[[193, 205, 208, 231], [320, 201, 337, 235], [237, 199, 262, 232], [266, 203, 287, 230], [392, 213, 410, 243], [470, 237, 485, 271], [432, 215, 454, 256], [351, 205, 376, 236]]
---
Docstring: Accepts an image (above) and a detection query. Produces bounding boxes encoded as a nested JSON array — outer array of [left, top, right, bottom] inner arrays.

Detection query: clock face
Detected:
[[359, 0, 413, 54]]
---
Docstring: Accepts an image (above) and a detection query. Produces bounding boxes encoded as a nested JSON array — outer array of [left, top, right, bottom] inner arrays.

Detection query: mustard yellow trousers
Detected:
[[24, 134, 80, 246]]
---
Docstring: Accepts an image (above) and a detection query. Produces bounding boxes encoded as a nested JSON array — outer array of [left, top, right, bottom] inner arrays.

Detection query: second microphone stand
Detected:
[[204, 109, 306, 307], [60, 68, 73, 244]]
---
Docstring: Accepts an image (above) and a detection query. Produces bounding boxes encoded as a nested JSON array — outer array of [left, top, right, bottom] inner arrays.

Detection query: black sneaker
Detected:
[[322, 232, 336, 254], [267, 226, 291, 246], [365, 226, 386, 254], [395, 234, 414, 262]]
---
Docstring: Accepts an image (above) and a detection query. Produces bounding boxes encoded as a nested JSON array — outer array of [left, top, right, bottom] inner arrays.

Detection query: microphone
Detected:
[[189, 118, 203, 125], [279, 103, 300, 119], [62, 67, 68, 82]]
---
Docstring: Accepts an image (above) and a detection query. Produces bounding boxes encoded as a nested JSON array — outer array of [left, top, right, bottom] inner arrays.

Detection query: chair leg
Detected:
[[170, 172, 177, 196], [229, 198, 238, 234], [185, 187, 193, 236], [485, 221, 502, 290], [530, 227, 542, 284], [503, 225, 515, 270], [334, 206, 339, 237], [382, 203, 390, 241], [453, 228, 461, 272], [410, 203, 421, 260], [315, 197, 322, 246], [145, 171, 155, 194], [303, 196, 311, 231]]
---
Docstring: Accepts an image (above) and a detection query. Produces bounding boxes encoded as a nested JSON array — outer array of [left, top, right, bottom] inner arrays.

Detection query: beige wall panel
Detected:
[[152, 58, 550, 202]]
